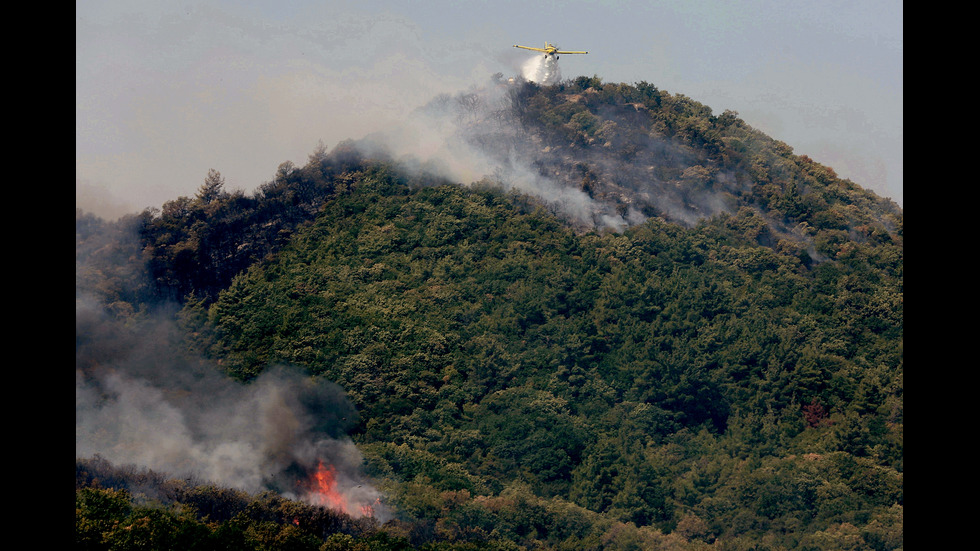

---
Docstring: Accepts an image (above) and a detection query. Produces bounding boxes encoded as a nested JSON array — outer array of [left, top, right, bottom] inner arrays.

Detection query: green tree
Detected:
[[197, 168, 226, 205]]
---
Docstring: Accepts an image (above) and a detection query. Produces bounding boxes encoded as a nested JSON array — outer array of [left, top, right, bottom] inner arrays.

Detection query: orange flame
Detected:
[[307, 460, 349, 514], [303, 459, 380, 519], [359, 498, 381, 518]]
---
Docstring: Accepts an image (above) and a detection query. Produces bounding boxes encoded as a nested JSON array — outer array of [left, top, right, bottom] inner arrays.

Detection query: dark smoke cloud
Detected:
[[75, 289, 382, 517]]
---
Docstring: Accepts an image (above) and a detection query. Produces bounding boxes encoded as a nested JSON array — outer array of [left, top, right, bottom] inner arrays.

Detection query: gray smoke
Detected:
[[357, 75, 637, 232], [75, 296, 384, 518], [354, 62, 755, 234]]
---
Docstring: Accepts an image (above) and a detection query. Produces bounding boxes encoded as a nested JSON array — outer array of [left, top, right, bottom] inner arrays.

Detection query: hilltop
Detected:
[[76, 76, 902, 550], [365, 75, 899, 237]]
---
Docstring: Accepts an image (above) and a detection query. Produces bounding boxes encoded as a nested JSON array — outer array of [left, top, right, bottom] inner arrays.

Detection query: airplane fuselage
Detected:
[[513, 41, 589, 58]]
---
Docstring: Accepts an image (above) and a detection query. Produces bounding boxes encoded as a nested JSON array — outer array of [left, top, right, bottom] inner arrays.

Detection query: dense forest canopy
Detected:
[[77, 77, 902, 550]]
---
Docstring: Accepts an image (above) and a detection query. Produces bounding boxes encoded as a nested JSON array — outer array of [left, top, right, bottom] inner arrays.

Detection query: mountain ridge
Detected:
[[76, 75, 902, 550]]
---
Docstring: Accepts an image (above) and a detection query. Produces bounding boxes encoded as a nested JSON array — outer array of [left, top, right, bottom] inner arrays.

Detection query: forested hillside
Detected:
[[77, 78, 902, 550]]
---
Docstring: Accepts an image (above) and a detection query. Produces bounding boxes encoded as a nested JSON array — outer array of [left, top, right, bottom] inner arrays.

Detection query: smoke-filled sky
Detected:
[[77, 0, 902, 219]]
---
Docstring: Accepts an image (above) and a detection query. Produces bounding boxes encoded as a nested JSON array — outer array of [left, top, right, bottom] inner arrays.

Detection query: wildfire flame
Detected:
[[307, 460, 349, 513], [360, 498, 381, 518], [302, 459, 382, 519]]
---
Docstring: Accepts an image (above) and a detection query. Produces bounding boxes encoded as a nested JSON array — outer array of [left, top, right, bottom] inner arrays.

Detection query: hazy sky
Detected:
[[77, 0, 902, 219]]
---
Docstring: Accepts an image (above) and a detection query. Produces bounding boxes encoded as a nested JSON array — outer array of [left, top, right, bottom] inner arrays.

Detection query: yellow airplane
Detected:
[[513, 41, 589, 59]]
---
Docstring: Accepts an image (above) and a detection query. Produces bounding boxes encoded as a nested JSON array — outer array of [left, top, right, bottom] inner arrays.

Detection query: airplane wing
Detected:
[[556, 50, 589, 55], [513, 44, 547, 52]]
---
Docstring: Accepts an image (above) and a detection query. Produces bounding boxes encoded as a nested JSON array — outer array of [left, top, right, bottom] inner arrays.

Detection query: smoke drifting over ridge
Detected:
[[357, 70, 643, 232], [355, 63, 751, 233], [75, 295, 385, 519]]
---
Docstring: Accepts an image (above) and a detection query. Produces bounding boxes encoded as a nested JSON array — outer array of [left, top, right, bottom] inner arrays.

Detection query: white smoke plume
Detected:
[[356, 74, 636, 232], [355, 57, 745, 233], [75, 296, 386, 520]]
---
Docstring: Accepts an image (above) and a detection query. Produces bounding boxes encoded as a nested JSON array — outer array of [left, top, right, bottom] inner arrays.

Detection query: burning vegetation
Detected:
[[301, 460, 382, 519]]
